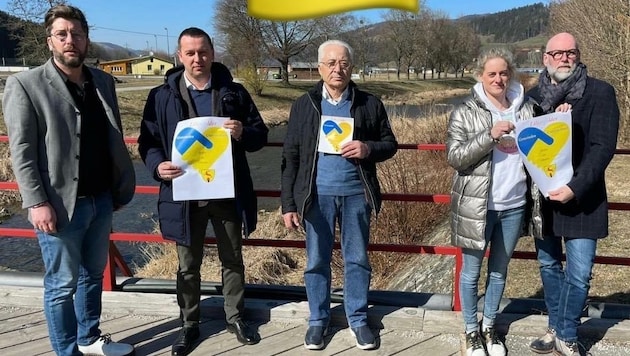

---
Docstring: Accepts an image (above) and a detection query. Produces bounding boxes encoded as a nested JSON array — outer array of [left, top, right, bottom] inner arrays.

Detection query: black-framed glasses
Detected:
[[49, 30, 86, 42], [320, 60, 351, 70], [545, 49, 579, 60]]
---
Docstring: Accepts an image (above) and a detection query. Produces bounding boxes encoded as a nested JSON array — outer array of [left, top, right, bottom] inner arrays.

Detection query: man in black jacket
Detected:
[[138, 27, 268, 355], [281, 39, 397, 351], [527, 32, 619, 356]]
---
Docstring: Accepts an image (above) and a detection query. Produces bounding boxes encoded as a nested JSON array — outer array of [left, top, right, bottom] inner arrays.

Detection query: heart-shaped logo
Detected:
[[517, 122, 570, 177], [322, 120, 352, 152], [175, 127, 229, 182]]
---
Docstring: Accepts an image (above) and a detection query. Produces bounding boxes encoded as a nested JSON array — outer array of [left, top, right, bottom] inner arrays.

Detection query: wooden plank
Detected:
[[0, 307, 46, 334], [0, 314, 51, 350], [381, 332, 461, 356]]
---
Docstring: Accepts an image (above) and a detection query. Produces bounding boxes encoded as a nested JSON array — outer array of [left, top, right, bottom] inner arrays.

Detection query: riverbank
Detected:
[[2, 77, 630, 304]]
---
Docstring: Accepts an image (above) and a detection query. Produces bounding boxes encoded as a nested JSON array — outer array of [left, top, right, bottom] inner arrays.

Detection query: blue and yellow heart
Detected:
[[322, 120, 352, 152], [175, 127, 229, 182], [517, 122, 569, 177]]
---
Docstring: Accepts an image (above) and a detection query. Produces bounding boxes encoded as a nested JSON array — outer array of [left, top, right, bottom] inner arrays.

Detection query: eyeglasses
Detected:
[[320, 60, 351, 70], [49, 30, 87, 42], [545, 49, 579, 60]]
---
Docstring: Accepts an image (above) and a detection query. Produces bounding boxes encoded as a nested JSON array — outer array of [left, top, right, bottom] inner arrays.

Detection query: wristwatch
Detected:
[[30, 201, 47, 209]]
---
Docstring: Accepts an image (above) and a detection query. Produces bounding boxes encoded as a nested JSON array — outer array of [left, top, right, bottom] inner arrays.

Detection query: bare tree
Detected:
[[447, 21, 481, 78], [427, 14, 458, 79], [260, 15, 349, 85], [383, 10, 415, 80], [214, 0, 346, 85], [341, 17, 380, 81], [5, 0, 66, 65], [214, 0, 264, 69], [549, 0, 630, 145]]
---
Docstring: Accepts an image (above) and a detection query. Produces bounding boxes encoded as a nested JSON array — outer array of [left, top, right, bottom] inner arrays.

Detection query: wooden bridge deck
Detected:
[[1, 286, 630, 355]]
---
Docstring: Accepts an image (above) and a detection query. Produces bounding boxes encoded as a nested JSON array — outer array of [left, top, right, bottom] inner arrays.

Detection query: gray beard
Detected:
[[547, 65, 574, 83]]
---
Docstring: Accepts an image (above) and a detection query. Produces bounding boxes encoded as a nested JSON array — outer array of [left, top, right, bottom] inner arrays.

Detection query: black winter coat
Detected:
[[138, 63, 268, 246], [281, 80, 397, 217], [527, 77, 619, 238]]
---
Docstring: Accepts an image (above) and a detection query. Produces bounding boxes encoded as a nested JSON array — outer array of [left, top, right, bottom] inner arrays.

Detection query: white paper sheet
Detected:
[[317, 115, 354, 154], [171, 116, 235, 201], [515, 111, 573, 197]]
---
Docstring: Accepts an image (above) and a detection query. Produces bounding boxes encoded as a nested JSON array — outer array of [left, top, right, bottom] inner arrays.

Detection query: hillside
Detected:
[[0, 11, 20, 59], [459, 3, 549, 43], [1, 4, 550, 63]]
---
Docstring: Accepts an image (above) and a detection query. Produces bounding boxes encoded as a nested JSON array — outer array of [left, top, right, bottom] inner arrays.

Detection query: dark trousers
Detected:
[[176, 200, 245, 326]]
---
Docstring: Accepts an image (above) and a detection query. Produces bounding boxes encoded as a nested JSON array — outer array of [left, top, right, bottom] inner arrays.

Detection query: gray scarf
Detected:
[[537, 62, 587, 113]]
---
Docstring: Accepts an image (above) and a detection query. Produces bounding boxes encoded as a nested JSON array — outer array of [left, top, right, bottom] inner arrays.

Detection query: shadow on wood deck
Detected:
[[1, 286, 630, 355]]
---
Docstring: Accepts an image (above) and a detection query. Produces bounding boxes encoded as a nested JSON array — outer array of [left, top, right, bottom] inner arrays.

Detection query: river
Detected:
[[0, 99, 463, 273]]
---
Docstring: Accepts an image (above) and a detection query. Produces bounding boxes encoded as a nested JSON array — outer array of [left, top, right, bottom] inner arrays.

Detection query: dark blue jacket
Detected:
[[138, 63, 268, 246], [527, 77, 619, 238], [281, 80, 397, 217]]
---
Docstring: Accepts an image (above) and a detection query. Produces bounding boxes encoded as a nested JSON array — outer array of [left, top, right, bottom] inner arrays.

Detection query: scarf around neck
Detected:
[[538, 62, 587, 113]]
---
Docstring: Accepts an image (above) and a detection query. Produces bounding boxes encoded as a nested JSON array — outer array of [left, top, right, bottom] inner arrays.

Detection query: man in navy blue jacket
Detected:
[[138, 27, 268, 356], [527, 32, 619, 356]]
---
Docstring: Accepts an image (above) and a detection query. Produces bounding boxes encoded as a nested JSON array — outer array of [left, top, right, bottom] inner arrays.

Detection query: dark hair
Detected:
[[177, 27, 213, 50], [44, 5, 89, 37]]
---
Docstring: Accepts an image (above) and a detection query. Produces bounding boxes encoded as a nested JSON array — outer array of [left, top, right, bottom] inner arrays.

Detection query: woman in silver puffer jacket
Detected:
[[446, 47, 538, 356]]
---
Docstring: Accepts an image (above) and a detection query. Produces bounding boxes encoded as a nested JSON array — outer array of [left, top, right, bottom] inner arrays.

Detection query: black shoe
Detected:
[[171, 326, 200, 356], [304, 325, 329, 350], [227, 320, 260, 345], [351, 325, 377, 350]]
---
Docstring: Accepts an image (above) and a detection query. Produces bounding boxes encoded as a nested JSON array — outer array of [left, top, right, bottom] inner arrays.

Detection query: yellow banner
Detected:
[[248, 0, 418, 21]]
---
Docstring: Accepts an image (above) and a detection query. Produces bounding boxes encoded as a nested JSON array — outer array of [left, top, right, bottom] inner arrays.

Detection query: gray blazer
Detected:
[[2, 59, 135, 230]]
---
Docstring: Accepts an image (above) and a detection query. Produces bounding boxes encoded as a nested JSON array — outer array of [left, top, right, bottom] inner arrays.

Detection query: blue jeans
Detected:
[[37, 192, 113, 356], [303, 194, 372, 328], [535, 236, 596, 342], [460, 206, 525, 333]]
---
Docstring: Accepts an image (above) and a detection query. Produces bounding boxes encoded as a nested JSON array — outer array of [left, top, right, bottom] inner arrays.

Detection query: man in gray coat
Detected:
[[2, 5, 135, 356]]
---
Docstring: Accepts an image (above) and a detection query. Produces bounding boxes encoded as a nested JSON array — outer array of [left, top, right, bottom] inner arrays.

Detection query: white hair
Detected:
[[317, 39, 354, 63]]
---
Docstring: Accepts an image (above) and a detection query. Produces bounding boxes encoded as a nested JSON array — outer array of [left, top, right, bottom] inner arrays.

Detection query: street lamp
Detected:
[[154, 34, 158, 54], [164, 27, 170, 56]]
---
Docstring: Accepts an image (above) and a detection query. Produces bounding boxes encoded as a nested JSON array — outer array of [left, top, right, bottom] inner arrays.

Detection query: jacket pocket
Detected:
[[157, 200, 186, 241]]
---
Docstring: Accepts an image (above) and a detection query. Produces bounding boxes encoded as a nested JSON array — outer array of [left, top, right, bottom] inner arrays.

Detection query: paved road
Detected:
[[0, 84, 156, 97]]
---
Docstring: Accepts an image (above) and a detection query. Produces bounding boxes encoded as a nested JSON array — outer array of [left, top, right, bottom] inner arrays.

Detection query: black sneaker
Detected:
[[350, 325, 376, 350], [304, 325, 328, 350], [482, 327, 506, 356], [465, 331, 486, 356]]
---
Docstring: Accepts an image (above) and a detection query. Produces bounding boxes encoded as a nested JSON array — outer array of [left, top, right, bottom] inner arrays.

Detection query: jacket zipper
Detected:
[[301, 93, 321, 218]]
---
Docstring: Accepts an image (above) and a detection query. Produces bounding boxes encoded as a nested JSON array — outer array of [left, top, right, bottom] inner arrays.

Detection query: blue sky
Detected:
[[0, 0, 546, 53]]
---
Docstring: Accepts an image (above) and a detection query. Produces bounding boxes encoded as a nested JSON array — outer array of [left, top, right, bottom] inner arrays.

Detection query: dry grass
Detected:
[[134, 111, 453, 290], [2, 77, 630, 303]]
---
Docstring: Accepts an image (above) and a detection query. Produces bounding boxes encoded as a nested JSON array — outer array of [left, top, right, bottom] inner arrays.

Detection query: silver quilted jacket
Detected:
[[446, 88, 539, 250]]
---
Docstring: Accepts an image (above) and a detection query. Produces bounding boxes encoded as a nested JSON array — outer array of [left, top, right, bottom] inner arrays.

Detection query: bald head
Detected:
[[543, 32, 581, 83], [546, 32, 578, 52]]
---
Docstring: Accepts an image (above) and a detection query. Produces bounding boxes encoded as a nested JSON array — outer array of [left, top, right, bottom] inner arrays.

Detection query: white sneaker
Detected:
[[482, 327, 506, 356], [78, 334, 134, 356], [553, 337, 581, 356], [465, 331, 486, 356]]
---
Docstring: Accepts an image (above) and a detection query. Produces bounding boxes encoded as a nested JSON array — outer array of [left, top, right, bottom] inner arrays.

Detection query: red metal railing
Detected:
[[1, 137, 629, 312]]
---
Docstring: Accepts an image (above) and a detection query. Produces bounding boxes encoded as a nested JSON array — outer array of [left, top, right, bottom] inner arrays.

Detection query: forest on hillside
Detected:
[[461, 3, 549, 43]]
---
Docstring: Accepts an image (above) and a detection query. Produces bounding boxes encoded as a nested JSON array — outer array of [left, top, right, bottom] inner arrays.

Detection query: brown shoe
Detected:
[[530, 328, 555, 354]]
